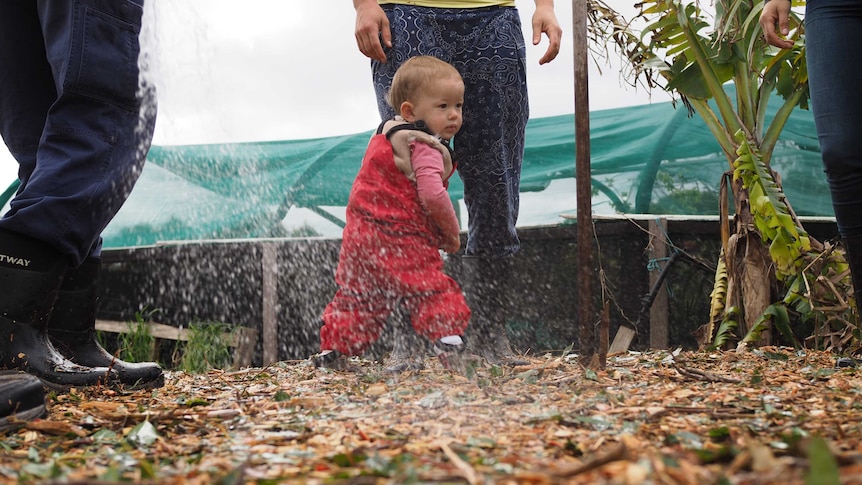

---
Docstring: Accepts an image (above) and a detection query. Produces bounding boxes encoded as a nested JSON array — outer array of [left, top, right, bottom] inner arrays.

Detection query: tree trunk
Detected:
[[728, 180, 776, 346]]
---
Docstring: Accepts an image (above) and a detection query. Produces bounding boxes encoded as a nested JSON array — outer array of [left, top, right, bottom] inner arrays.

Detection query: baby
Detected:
[[313, 56, 470, 372]]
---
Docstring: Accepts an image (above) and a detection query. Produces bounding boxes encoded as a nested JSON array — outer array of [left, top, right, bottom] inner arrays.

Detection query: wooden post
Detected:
[[573, 0, 597, 367], [648, 218, 669, 349], [262, 243, 279, 365]]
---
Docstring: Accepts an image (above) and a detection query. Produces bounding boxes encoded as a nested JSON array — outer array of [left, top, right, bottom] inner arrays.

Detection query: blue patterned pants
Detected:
[[371, 5, 529, 257]]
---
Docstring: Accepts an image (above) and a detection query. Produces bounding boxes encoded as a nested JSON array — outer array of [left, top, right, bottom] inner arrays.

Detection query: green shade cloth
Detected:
[[1, 92, 827, 249]]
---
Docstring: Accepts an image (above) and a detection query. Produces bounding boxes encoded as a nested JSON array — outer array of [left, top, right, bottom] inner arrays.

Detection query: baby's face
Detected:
[[409, 76, 464, 141]]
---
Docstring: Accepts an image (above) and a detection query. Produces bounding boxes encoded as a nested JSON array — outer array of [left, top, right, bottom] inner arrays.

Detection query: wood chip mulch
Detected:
[[2, 348, 862, 484]]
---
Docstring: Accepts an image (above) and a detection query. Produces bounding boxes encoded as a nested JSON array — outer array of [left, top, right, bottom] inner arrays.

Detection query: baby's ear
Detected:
[[400, 101, 415, 120]]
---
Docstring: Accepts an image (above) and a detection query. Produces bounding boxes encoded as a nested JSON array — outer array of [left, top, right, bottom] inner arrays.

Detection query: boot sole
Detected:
[[0, 404, 46, 434], [38, 376, 116, 393], [38, 373, 166, 393]]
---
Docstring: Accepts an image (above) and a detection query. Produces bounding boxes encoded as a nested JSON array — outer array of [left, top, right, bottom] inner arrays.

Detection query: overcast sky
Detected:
[[0, 0, 669, 189]]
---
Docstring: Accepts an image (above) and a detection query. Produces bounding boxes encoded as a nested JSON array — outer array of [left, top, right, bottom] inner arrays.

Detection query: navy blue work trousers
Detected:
[[0, 0, 155, 266], [806, 0, 862, 237]]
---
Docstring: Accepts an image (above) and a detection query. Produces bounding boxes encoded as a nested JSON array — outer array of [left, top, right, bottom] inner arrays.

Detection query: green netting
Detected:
[[1, 89, 828, 249]]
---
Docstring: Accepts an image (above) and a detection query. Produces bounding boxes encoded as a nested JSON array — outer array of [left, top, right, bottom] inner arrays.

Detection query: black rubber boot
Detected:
[[461, 256, 529, 367], [0, 229, 117, 390], [0, 370, 46, 434], [47, 258, 164, 389]]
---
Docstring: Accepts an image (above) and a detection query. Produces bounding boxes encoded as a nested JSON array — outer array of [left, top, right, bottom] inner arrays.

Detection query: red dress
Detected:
[[320, 131, 470, 356]]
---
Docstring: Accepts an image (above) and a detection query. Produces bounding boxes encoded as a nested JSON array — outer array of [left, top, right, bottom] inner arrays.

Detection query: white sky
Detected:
[[0, 0, 670, 190]]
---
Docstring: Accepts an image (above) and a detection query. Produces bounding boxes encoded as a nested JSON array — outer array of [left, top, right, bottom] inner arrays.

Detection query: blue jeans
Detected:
[[372, 5, 529, 257], [0, 0, 155, 266], [806, 0, 862, 237]]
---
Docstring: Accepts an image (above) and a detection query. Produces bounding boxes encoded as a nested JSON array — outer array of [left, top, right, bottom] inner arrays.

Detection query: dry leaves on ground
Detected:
[[2, 348, 862, 484]]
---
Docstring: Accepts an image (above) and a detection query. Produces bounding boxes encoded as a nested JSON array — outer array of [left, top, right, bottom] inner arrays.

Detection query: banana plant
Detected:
[[588, 0, 858, 350]]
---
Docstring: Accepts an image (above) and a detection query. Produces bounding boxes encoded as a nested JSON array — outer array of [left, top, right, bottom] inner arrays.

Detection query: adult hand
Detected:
[[759, 0, 794, 49], [354, 0, 391, 62], [532, 1, 562, 64]]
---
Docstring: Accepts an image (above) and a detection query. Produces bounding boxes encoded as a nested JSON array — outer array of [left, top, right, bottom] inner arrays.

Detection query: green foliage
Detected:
[[732, 129, 810, 277], [651, 172, 720, 214], [732, 130, 856, 350], [711, 308, 738, 350], [782, 244, 861, 351], [178, 321, 236, 373], [117, 310, 158, 363], [740, 304, 800, 348], [804, 436, 840, 485], [706, 252, 730, 347], [590, 0, 862, 351], [99, 311, 243, 371]]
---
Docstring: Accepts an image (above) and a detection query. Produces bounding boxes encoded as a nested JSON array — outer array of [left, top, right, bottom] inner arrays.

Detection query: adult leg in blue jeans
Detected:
[[0, 0, 162, 389], [805, 0, 862, 299]]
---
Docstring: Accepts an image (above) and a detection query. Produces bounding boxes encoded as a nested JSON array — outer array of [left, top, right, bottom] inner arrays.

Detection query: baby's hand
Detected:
[[441, 235, 460, 254]]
